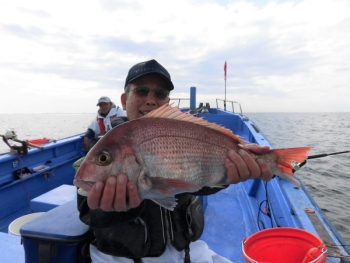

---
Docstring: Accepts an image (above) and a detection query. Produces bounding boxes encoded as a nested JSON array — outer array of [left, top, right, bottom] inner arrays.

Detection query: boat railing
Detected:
[[216, 99, 243, 115], [170, 98, 190, 107], [170, 97, 243, 116]]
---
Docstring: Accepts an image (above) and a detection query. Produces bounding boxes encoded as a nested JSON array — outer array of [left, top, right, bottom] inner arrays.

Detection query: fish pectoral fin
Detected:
[[151, 197, 178, 211], [141, 177, 201, 210], [148, 177, 201, 192]]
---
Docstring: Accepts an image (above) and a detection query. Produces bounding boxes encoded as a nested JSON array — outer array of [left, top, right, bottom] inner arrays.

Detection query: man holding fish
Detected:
[[75, 59, 278, 263]]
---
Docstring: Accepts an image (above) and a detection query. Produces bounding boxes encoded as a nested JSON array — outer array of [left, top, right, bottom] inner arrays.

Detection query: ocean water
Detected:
[[0, 112, 349, 245], [247, 112, 350, 246]]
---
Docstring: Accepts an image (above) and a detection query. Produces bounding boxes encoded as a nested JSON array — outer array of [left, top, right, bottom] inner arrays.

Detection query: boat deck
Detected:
[[201, 184, 258, 262], [0, 232, 24, 263], [201, 180, 347, 263], [1, 106, 349, 262]]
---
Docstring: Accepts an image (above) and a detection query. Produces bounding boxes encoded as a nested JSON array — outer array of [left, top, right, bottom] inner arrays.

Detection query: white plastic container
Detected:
[[8, 212, 45, 236]]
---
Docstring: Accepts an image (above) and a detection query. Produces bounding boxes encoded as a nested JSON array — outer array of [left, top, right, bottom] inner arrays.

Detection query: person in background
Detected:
[[78, 59, 274, 263], [83, 96, 126, 151]]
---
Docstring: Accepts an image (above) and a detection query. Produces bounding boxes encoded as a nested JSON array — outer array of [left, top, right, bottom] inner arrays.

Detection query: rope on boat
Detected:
[[257, 182, 275, 230], [1, 134, 31, 204]]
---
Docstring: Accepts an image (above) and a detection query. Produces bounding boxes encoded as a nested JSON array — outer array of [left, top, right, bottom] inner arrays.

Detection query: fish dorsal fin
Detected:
[[144, 103, 245, 143]]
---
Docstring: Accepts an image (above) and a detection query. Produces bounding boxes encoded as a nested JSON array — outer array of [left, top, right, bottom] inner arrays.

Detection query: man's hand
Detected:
[[225, 144, 274, 184], [87, 174, 142, 211]]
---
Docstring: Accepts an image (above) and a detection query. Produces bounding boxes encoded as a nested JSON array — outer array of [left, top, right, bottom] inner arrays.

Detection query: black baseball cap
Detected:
[[124, 59, 174, 91]]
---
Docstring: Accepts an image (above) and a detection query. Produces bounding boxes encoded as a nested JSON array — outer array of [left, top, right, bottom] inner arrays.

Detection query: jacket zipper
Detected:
[[135, 217, 148, 244], [160, 207, 166, 244], [168, 210, 174, 241]]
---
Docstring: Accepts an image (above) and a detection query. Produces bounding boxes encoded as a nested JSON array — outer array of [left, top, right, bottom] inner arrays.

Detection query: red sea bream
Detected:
[[73, 104, 311, 210]]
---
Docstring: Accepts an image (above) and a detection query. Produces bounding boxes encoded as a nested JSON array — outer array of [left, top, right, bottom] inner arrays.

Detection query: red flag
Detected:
[[224, 61, 227, 80]]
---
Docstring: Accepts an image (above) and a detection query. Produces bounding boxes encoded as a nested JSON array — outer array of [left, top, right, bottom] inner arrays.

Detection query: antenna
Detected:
[[224, 61, 227, 111]]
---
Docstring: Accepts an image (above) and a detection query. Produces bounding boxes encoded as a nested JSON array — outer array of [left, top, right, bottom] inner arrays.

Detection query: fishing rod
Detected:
[[293, 150, 350, 172]]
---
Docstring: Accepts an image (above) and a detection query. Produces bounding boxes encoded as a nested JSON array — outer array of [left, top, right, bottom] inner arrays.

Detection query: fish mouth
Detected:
[[73, 179, 97, 195]]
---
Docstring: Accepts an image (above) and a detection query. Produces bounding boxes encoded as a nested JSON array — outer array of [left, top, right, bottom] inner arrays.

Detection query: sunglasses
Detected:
[[130, 86, 169, 100]]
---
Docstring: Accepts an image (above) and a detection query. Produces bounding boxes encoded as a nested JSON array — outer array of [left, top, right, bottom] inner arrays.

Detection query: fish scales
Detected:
[[129, 117, 238, 185]]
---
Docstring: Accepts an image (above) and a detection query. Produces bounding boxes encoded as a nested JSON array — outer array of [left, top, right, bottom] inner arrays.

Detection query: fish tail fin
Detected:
[[269, 147, 312, 187]]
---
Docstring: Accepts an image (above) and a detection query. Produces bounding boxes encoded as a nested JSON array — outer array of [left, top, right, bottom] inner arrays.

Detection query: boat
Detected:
[[0, 87, 349, 263]]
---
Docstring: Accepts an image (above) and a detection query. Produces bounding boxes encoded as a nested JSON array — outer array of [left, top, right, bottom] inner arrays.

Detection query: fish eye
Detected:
[[96, 151, 111, 166]]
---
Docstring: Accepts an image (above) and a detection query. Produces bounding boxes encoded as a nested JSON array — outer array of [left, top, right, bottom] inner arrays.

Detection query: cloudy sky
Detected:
[[1, 0, 349, 114]]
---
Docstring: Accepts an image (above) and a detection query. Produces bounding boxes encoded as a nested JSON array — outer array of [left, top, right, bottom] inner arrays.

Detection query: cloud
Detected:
[[91, 36, 174, 55], [0, 0, 349, 113], [16, 7, 50, 18], [2, 24, 46, 39], [98, 0, 142, 11]]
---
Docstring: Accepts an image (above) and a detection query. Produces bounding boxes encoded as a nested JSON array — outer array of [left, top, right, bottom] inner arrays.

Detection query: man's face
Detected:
[[121, 75, 170, 121], [98, 102, 112, 115]]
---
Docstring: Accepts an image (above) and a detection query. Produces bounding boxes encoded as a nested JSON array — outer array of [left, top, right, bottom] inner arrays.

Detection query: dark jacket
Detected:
[[77, 187, 224, 259]]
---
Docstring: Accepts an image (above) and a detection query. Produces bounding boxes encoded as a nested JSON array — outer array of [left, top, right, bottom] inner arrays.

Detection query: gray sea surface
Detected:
[[0, 112, 349, 245]]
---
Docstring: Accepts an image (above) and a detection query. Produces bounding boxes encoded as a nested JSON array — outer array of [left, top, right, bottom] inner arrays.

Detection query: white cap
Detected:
[[96, 96, 111, 106]]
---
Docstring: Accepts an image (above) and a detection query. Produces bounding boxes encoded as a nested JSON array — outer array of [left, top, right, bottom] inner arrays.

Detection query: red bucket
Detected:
[[242, 227, 327, 263]]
